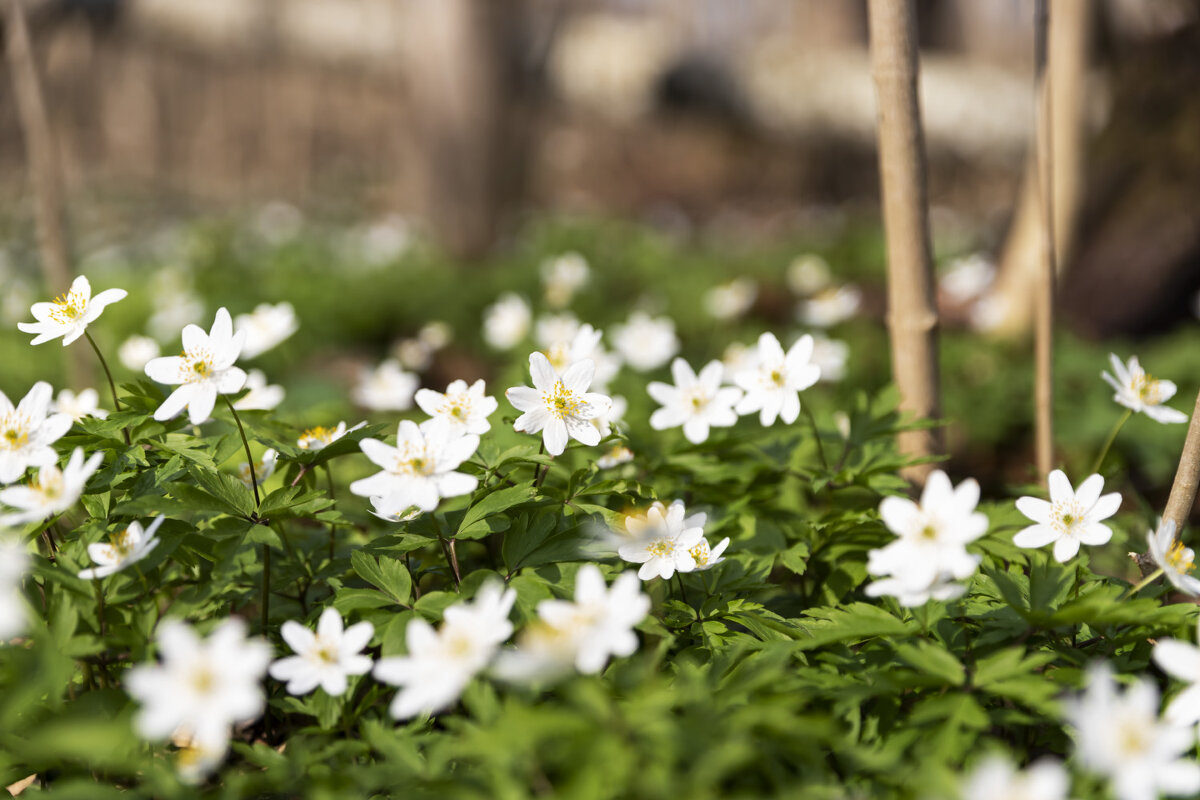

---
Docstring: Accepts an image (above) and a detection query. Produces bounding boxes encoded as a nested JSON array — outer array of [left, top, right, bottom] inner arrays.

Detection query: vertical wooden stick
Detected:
[[6, 0, 88, 388], [1033, 0, 1056, 481], [867, 0, 941, 484], [1163, 391, 1200, 533]]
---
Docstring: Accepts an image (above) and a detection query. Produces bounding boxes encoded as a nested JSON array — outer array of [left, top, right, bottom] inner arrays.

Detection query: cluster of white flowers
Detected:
[[0, 382, 74, 485]]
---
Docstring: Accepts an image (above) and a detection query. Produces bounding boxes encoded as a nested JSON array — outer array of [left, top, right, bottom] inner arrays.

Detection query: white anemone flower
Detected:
[[352, 359, 418, 412], [297, 421, 365, 451], [1065, 662, 1200, 800], [957, 755, 1068, 800], [939, 253, 996, 305], [0, 535, 30, 639], [591, 395, 626, 439], [648, 358, 743, 444], [495, 565, 650, 682], [0, 448, 104, 526], [77, 516, 164, 580], [811, 335, 849, 382], [144, 307, 248, 425], [704, 278, 757, 320], [234, 302, 298, 359], [415, 379, 498, 436], [611, 311, 679, 372], [1152, 620, 1200, 727], [506, 352, 612, 457], [1147, 519, 1200, 596], [368, 493, 423, 523], [51, 388, 108, 422], [374, 582, 515, 719], [688, 536, 730, 571], [786, 253, 831, 296], [866, 470, 987, 603], [541, 252, 590, 308], [18, 275, 127, 346], [0, 381, 74, 485], [482, 293, 531, 351], [618, 500, 705, 580], [1102, 354, 1188, 424], [118, 335, 161, 371], [797, 285, 861, 327], [733, 332, 821, 426], [126, 618, 272, 761], [349, 418, 479, 512], [238, 449, 278, 491], [596, 444, 634, 470], [1014, 470, 1121, 563], [270, 607, 374, 696], [232, 369, 285, 411]]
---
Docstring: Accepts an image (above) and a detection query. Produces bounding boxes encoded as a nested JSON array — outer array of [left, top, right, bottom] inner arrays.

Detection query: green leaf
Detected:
[[190, 465, 257, 517], [893, 640, 965, 686], [351, 551, 412, 606], [457, 481, 536, 539]]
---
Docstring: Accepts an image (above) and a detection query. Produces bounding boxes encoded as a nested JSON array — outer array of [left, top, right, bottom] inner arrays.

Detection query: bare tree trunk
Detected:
[[867, 0, 941, 484], [1033, 0, 1056, 480], [1164, 391, 1200, 532], [988, 0, 1090, 337], [6, 0, 88, 388]]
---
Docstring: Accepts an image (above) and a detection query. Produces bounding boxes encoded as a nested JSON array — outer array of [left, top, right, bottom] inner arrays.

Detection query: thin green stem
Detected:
[[432, 515, 461, 590], [324, 464, 338, 563], [261, 543, 272, 631], [84, 331, 131, 447], [224, 396, 260, 508], [1122, 567, 1163, 600], [801, 402, 828, 472], [1091, 409, 1133, 476]]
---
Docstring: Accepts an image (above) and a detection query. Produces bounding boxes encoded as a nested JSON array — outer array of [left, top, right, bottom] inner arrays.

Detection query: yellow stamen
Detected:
[[1166, 540, 1196, 575]]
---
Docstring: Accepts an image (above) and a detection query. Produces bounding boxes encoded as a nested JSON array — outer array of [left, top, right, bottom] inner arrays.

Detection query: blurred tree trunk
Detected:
[[988, 0, 1090, 336], [867, 0, 941, 484], [401, 0, 534, 261]]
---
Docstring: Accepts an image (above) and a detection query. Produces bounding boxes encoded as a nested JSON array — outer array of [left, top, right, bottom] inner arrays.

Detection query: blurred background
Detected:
[[2, 0, 1200, 495]]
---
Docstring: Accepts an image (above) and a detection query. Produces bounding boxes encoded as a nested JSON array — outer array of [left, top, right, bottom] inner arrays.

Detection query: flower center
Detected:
[[0, 419, 30, 451], [684, 388, 710, 412], [919, 523, 938, 540], [1167, 540, 1196, 575], [111, 528, 134, 558], [48, 291, 86, 324], [298, 426, 334, 449], [314, 641, 339, 664], [441, 397, 470, 421], [1050, 501, 1085, 536], [646, 538, 676, 559], [36, 471, 64, 498], [181, 347, 217, 384], [189, 666, 215, 695], [1133, 373, 1163, 405], [395, 443, 436, 476], [769, 368, 786, 388], [689, 541, 711, 566], [1115, 719, 1151, 758], [542, 381, 582, 419]]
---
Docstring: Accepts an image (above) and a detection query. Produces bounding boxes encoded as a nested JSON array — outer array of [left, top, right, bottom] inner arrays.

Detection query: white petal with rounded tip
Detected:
[[1088, 492, 1122, 521], [1052, 536, 1080, 563], [1046, 470, 1073, 504], [1013, 523, 1058, 549], [1073, 474, 1105, 509], [1015, 496, 1053, 524]]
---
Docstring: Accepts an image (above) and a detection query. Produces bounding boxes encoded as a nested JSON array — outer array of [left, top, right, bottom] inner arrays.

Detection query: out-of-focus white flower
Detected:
[[648, 359, 742, 444], [1014, 470, 1121, 563], [393, 338, 433, 371], [171, 731, 227, 786], [811, 335, 849, 382], [119, 335, 161, 372], [591, 395, 626, 439], [721, 341, 755, 377], [704, 278, 757, 320], [542, 252, 590, 307], [1153, 620, 1200, 728], [349, 418, 478, 512], [1065, 662, 1200, 800], [865, 470, 987, 606], [357, 215, 414, 266], [0, 448, 104, 526], [418, 321, 452, 350], [253, 201, 303, 245], [618, 500, 705, 581], [611, 312, 679, 372], [126, 618, 272, 778], [535, 315, 605, 375], [494, 565, 649, 682], [797, 285, 861, 328], [597, 444, 635, 469], [506, 352, 612, 457], [733, 332, 821, 426], [415, 379, 498, 436], [969, 291, 1011, 333], [270, 607, 374, 697], [234, 302, 298, 360], [787, 253, 832, 296], [1102, 354, 1188, 424], [688, 536, 729, 571], [297, 421, 365, 451], [939, 253, 995, 304], [1147, 519, 1200, 596], [374, 582, 515, 719], [145, 308, 247, 425], [78, 516, 164, 580], [238, 449, 277, 491], [956, 754, 1069, 800], [483, 293, 532, 351], [0, 534, 29, 640], [352, 360, 418, 412], [51, 388, 108, 422], [0, 382, 74, 485], [232, 369, 284, 412], [368, 493, 423, 523], [147, 267, 205, 343], [18, 275, 127, 346]]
